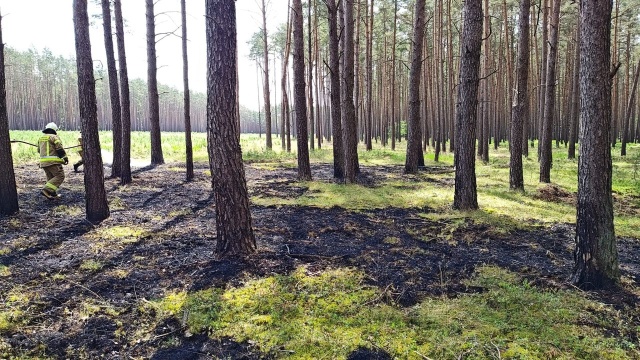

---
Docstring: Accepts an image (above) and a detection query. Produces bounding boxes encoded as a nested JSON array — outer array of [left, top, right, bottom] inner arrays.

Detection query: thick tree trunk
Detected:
[[101, 0, 122, 178], [571, 0, 619, 289], [146, 0, 164, 165], [404, 0, 426, 174], [293, 0, 312, 180], [327, 0, 344, 179], [342, 0, 359, 183], [114, 0, 131, 185], [453, 0, 483, 210], [205, 0, 256, 256], [261, 0, 273, 150], [539, 0, 560, 183], [0, 12, 18, 216], [73, 0, 110, 223], [181, 0, 193, 181], [509, 0, 530, 191]]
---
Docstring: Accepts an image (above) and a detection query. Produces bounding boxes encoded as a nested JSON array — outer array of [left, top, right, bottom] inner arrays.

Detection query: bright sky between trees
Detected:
[[0, 0, 288, 111]]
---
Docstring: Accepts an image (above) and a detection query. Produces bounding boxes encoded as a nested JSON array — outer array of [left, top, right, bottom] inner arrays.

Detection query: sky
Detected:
[[0, 0, 289, 111]]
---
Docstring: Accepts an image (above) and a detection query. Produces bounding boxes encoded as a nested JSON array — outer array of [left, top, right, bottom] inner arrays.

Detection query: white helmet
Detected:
[[44, 122, 58, 131]]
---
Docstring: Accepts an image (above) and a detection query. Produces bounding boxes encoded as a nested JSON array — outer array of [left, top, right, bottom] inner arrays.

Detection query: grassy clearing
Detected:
[[145, 265, 637, 359], [9, 131, 640, 237]]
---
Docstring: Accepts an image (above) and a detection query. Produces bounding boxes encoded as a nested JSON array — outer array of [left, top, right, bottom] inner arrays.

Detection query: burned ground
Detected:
[[1, 163, 639, 359]]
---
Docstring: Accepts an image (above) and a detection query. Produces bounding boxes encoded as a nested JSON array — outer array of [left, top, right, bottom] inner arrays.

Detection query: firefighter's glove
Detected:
[[62, 156, 69, 165]]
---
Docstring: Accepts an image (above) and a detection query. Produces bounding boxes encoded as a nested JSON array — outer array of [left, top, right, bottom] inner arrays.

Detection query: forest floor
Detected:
[[1, 161, 640, 359]]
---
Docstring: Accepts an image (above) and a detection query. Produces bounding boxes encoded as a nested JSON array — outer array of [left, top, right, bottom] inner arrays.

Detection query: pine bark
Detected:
[[205, 0, 256, 256], [181, 0, 193, 181], [404, 0, 426, 173], [114, 0, 131, 185], [509, 0, 530, 191], [307, 0, 315, 150], [621, 63, 640, 156], [0, 12, 18, 216], [571, 0, 619, 289], [101, 0, 122, 178], [327, 0, 344, 179], [568, 26, 580, 160], [342, 0, 359, 183], [73, 0, 110, 223], [453, 0, 483, 210], [539, 0, 560, 183], [365, 0, 374, 151], [281, 4, 292, 151], [293, 0, 312, 180], [261, 0, 273, 150], [146, 0, 164, 165]]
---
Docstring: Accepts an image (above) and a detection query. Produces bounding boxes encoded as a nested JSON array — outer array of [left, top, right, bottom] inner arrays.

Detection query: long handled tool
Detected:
[[10, 140, 81, 150]]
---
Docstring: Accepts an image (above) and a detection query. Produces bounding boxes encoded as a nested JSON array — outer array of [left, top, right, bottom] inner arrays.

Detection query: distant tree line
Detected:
[[3, 47, 264, 133]]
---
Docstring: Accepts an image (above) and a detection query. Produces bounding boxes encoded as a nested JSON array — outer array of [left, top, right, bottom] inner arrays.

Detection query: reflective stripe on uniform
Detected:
[[45, 182, 58, 191], [39, 135, 64, 165]]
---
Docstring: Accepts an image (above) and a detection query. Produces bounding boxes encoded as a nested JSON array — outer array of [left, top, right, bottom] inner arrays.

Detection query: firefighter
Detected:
[[39, 122, 68, 199], [73, 135, 84, 172]]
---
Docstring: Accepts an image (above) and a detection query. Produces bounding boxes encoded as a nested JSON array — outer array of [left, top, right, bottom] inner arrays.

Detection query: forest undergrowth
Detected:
[[1, 133, 640, 359]]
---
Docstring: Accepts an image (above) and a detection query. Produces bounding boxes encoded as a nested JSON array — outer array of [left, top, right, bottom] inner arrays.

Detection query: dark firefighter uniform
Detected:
[[39, 122, 68, 199]]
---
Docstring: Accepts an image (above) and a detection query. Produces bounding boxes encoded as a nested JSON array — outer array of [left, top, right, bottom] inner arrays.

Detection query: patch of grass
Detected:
[[109, 196, 127, 211], [152, 266, 637, 359], [7, 218, 22, 230], [168, 208, 192, 217], [0, 247, 10, 256], [92, 225, 148, 244], [79, 259, 103, 272], [383, 236, 401, 245], [0, 265, 10, 277], [0, 287, 32, 334], [53, 205, 83, 217]]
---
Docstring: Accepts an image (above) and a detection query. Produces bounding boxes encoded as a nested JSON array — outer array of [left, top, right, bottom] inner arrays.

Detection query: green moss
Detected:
[[146, 266, 639, 359]]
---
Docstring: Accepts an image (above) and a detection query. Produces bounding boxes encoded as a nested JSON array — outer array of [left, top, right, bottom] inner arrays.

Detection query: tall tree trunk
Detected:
[[390, 0, 398, 151], [293, 0, 312, 180], [435, 0, 443, 162], [101, 0, 122, 178], [146, 0, 164, 165], [537, 0, 549, 158], [114, 0, 131, 185], [571, 0, 619, 289], [480, 0, 490, 163], [453, 0, 483, 210], [260, 0, 273, 150], [205, 0, 256, 256], [307, 0, 315, 150], [568, 25, 580, 160], [539, 0, 560, 183], [281, 4, 292, 151], [327, 0, 344, 179], [0, 12, 18, 216], [181, 0, 193, 181], [73, 0, 110, 223], [365, 0, 374, 151], [509, 0, 530, 191], [342, 0, 359, 182], [621, 63, 640, 156], [404, 0, 426, 173]]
